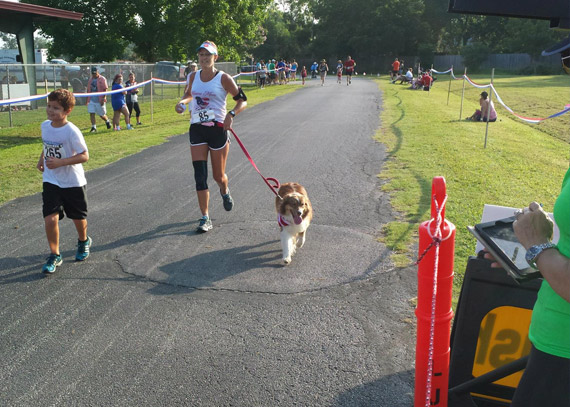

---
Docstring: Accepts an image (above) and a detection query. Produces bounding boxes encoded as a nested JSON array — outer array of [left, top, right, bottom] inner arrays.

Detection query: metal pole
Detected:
[[150, 72, 154, 124], [7, 65, 12, 127], [446, 65, 453, 105], [459, 67, 467, 120], [483, 68, 495, 149], [53, 65, 56, 91]]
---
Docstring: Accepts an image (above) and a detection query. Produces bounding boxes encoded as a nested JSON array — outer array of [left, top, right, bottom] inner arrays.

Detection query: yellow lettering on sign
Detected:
[[473, 306, 532, 387]]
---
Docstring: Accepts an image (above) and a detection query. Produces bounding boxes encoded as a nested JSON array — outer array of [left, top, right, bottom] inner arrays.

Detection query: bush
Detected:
[[517, 64, 562, 75], [461, 42, 491, 71]]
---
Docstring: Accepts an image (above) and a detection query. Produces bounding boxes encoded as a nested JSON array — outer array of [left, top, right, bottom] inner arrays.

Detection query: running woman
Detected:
[[175, 41, 247, 233], [344, 56, 356, 86], [336, 60, 343, 84]]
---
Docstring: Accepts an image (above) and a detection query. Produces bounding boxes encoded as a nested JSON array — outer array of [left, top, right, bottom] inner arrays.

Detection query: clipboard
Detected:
[[467, 217, 541, 282]]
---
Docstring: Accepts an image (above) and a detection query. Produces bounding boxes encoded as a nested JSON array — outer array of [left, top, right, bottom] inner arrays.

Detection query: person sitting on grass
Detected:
[[392, 67, 414, 84], [420, 71, 433, 91], [468, 91, 497, 122]]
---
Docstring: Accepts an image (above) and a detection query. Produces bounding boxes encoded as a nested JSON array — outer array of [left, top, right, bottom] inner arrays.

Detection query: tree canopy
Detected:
[[18, 0, 569, 67], [22, 0, 270, 62]]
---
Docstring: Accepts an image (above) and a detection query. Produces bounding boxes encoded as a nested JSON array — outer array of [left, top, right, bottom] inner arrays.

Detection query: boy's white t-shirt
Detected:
[[41, 120, 88, 188]]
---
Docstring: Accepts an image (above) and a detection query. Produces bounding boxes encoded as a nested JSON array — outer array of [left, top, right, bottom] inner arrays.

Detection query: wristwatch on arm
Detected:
[[229, 110, 236, 118], [525, 242, 556, 270]]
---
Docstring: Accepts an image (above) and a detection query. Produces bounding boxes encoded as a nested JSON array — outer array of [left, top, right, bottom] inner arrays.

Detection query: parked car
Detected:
[[153, 61, 183, 81], [38, 59, 81, 82]]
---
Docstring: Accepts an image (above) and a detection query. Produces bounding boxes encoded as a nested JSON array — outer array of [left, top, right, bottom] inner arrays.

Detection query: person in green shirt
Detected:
[[267, 59, 276, 85], [486, 170, 570, 406]]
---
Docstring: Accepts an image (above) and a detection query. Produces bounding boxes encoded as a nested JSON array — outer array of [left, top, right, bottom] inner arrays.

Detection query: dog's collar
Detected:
[[278, 214, 290, 227]]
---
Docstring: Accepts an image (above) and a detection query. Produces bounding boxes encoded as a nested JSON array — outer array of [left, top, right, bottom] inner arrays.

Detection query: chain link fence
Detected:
[[0, 62, 237, 127]]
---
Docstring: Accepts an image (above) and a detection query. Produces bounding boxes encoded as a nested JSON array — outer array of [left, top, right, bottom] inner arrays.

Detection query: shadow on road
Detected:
[[332, 370, 414, 407], [146, 239, 284, 295]]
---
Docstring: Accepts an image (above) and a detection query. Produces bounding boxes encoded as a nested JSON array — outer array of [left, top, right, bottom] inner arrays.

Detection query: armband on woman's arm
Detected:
[[233, 87, 247, 102]]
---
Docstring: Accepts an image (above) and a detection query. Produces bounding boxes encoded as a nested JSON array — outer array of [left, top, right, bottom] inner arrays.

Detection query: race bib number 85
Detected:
[[197, 109, 215, 123]]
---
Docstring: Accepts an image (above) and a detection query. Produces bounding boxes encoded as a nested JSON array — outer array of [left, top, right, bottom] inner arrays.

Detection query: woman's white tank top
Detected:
[[190, 70, 227, 124]]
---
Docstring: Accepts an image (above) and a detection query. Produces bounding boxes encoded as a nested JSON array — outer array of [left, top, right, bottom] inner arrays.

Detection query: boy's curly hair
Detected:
[[48, 89, 76, 112]]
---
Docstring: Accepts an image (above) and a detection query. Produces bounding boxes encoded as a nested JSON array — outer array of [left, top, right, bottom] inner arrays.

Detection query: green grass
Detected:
[[375, 74, 570, 294], [0, 83, 303, 204]]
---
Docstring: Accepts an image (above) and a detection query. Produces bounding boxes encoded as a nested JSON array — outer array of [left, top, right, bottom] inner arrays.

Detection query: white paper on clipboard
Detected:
[[474, 204, 559, 254]]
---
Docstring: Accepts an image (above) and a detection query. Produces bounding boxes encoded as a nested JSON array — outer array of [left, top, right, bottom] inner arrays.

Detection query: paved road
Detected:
[[0, 77, 417, 406]]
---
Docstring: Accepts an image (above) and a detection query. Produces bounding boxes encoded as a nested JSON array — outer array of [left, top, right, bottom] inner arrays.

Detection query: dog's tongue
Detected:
[[292, 211, 303, 225]]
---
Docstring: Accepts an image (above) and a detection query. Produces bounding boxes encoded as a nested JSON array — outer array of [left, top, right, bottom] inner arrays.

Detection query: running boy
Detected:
[[37, 89, 92, 274]]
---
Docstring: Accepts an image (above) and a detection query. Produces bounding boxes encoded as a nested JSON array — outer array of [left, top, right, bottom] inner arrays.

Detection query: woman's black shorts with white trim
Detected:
[[189, 123, 229, 150]]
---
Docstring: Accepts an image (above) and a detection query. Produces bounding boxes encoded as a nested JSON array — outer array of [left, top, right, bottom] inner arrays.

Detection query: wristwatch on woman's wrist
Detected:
[[229, 110, 236, 117], [525, 242, 556, 269]]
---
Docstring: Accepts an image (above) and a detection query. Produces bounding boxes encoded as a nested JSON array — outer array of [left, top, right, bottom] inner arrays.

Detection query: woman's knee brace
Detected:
[[193, 160, 208, 191]]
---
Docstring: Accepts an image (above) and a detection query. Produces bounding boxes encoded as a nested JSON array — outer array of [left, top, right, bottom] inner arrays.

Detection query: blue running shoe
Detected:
[[76, 236, 92, 261], [197, 216, 212, 233], [42, 254, 63, 274], [221, 189, 234, 211]]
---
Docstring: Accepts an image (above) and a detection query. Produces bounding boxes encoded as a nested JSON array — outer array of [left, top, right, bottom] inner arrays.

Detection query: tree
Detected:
[[252, 6, 312, 60], [0, 33, 17, 49], [499, 19, 567, 66], [21, 0, 270, 62]]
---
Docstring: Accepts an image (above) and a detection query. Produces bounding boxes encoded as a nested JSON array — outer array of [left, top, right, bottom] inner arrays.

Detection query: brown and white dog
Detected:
[[275, 182, 313, 264]]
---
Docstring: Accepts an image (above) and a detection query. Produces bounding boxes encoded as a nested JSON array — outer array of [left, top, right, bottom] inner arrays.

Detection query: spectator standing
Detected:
[[391, 58, 400, 80], [36, 89, 92, 274], [184, 62, 193, 77], [258, 63, 267, 89], [277, 59, 286, 84], [301, 66, 307, 85], [86, 67, 111, 132], [268, 59, 276, 85], [125, 72, 142, 125], [111, 74, 133, 131], [291, 59, 298, 81]]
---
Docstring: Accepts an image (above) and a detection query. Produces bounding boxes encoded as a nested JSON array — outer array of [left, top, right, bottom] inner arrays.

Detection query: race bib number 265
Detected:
[[43, 142, 64, 159]]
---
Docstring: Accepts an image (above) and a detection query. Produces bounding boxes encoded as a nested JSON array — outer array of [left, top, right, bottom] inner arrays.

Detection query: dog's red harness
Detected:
[[277, 214, 290, 228]]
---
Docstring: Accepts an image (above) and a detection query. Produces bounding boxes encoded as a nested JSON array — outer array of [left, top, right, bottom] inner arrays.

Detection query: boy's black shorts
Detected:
[[42, 182, 88, 220]]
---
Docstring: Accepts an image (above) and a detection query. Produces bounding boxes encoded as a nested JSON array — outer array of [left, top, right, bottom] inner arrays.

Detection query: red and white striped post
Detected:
[[414, 176, 455, 407]]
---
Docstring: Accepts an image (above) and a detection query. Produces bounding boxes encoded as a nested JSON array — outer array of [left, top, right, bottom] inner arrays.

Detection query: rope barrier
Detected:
[[424, 194, 446, 407], [430, 66, 570, 123], [415, 194, 453, 407], [0, 67, 297, 107]]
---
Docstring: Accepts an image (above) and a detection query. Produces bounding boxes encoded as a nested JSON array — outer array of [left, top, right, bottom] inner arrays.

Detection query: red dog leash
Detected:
[[228, 128, 281, 198]]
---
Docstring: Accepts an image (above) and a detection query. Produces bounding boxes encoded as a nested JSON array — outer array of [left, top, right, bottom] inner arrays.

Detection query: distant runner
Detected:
[[344, 56, 356, 86], [336, 60, 343, 84]]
